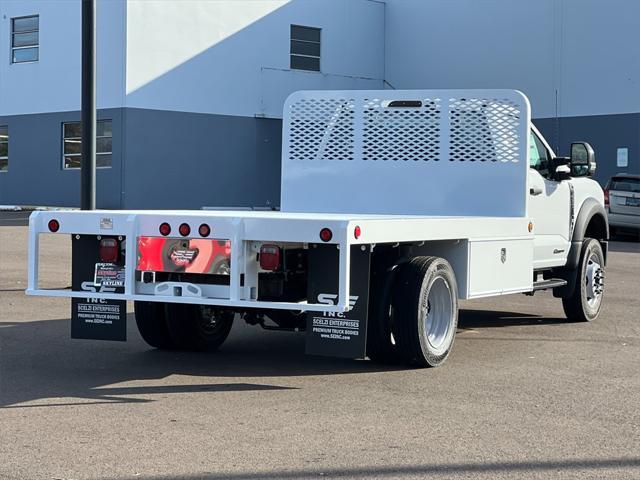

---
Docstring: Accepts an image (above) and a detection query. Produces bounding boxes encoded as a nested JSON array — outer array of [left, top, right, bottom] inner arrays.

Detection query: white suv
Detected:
[[605, 173, 640, 238]]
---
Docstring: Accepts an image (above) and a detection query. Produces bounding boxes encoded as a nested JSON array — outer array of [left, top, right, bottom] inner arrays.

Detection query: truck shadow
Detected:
[[0, 314, 394, 409], [0, 307, 567, 409], [113, 457, 640, 480], [609, 239, 640, 253], [458, 309, 567, 329]]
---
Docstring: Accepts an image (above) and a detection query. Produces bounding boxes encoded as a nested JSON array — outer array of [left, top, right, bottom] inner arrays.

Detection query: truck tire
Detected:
[[391, 256, 458, 367], [134, 301, 174, 349], [366, 266, 400, 363], [562, 238, 605, 322], [165, 304, 234, 351]]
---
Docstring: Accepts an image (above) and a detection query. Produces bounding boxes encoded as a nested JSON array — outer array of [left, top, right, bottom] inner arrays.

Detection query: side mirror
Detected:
[[570, 142, 596, 177]]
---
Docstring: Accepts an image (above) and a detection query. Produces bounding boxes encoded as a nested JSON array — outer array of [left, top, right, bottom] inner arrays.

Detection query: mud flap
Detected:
[[71, 235, 127, 341], [305, 244, 371, 359]]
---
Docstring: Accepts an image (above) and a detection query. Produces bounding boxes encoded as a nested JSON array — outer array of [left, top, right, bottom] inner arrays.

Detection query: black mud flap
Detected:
[[305, 244, 371, 359], [71, 235, 127, 341]]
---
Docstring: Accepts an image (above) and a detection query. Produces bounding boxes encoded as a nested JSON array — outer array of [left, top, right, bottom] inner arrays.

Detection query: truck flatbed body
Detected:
[[27, 89, 535, 313], [27, 208, 533, 312]]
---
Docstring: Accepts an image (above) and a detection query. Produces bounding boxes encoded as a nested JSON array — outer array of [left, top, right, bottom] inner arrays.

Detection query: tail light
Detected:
[[604, 188, 609, 206], [259, 244, 281, 271], [47, 219, 60, 233], [198, 223, 211, 237], [159, 223, 171, 236], [319, 228, 333, 242], [354, 225, 361, 239], [179, 223, 191, 237], [99, 238, 119, 263]]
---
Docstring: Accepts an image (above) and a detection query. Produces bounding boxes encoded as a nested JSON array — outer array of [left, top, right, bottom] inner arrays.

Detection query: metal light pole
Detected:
[[81, 0, 96, 210]]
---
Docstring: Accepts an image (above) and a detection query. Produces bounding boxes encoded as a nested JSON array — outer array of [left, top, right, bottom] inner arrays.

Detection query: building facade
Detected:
[[0, 0, 638, 209]]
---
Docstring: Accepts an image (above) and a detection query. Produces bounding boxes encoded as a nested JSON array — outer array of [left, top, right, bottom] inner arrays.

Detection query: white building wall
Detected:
[[384, 0, 640, 119], [0, 0, 126, 116], [125, 0, 385, 118], [1, 0, 637, 120]]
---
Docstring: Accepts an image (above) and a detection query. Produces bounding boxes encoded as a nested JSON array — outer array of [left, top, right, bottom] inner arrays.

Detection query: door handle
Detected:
[[529, 186, 543, 196]]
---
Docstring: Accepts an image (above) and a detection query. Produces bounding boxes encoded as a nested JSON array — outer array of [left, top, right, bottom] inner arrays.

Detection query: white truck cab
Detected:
[[528, 125, 605, 269], [26, 89, 608, 368]]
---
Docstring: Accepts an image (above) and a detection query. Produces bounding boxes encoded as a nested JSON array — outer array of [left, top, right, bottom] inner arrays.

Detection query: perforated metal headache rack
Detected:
[[281, 89, 529, 217]]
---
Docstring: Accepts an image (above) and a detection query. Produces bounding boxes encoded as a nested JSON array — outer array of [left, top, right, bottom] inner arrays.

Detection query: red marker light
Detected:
[[354, 225, 361, 239], [159, 222, 171, 236], [259, 244, 281, 271], [48, 219, 60, 233], [99, 238, 119, 263], [320, 228, 333, 242], [198, 223, 211, 237], [179, 223, 191, 237]]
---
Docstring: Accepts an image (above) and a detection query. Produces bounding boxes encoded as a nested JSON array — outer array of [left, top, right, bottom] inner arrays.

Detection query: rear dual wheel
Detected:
[[134, 301, 234, 351], [134, 301, 173, 349], [165, 304, 234, 351], [367, 256, 458, 368]]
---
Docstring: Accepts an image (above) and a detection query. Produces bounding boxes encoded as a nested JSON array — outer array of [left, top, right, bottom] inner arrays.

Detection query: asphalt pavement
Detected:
[[0, 221, 638, 480]]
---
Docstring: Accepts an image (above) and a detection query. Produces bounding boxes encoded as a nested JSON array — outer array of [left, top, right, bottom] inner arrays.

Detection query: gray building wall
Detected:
[[534, 113, 640, 185], [0, 109, 283, 209], [0, 109, 124, 208], [121, 109, 282, 210]]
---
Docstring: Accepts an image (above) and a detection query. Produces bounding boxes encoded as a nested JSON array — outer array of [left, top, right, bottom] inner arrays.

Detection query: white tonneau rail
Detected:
[[26, 209, 533, 312]]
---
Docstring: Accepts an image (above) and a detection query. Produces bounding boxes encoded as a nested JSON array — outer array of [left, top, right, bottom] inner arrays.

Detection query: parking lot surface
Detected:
[[1, 215, 639, 479]]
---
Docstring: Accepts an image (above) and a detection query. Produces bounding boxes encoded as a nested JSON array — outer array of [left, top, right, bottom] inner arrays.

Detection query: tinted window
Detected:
[[12, 47, 38, 63], [290, 55, 320, 72], [610, 177, 640, 193], [529, 131, 550, 177], [291, 25, 320, 42], [0, 126, 8, 172], [63, 120, 113, 169], [290, 25, 320, 72], [13, 16, 39, 33], [11, 15, 39, 64]]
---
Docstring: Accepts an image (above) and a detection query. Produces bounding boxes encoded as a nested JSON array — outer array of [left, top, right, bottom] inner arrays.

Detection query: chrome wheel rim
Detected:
[[585, 253, 604, 308], [424, 277, 453, 351]]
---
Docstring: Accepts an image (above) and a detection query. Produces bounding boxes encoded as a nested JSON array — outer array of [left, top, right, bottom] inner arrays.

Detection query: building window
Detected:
[[0, 126, 8, 172], [11, 15, 39, 63], [63, 120, 112, 169], [290, 25, 320, 72]]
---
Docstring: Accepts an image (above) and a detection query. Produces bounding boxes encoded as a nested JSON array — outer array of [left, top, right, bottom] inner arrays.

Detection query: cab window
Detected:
[[529, 131, 550, 178]]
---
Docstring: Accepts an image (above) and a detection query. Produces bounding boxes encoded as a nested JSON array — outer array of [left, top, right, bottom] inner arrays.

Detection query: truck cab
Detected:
[[528, 125, 606, 270]]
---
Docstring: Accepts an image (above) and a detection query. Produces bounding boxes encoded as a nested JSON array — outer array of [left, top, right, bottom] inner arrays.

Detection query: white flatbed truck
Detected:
[[26, 89, 608, 367]]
